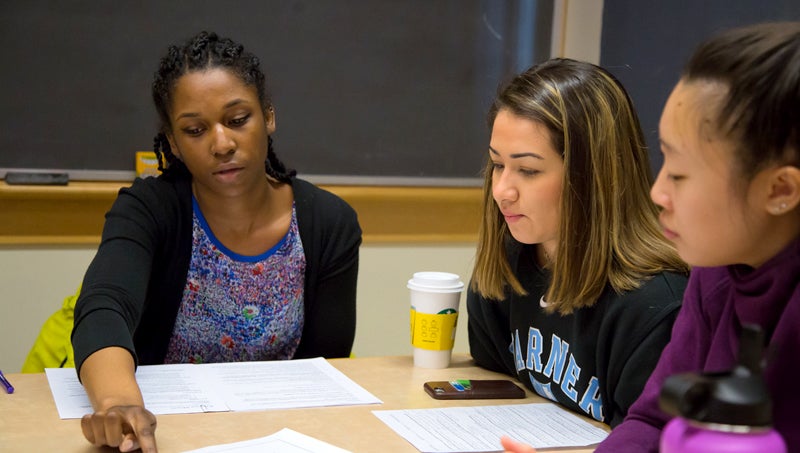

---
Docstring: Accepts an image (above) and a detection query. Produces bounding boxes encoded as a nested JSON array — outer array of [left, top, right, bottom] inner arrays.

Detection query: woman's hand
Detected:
[[81, 405, 157, 452], [78, 347, 156, 451], [501, 435, 538, 453]]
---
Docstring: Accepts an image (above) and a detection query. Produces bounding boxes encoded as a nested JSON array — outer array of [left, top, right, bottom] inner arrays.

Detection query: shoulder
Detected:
[[292, 178, 359, 226], [682, 266, 734, 314], [107, 175, 192, 240], [291, 179, 362, 260], [126, 173, 185, 192], [118, 174, 190, 208], [595, 273, 688, 350], [603, 271, 688, 319], [637, 271, 689, 302]]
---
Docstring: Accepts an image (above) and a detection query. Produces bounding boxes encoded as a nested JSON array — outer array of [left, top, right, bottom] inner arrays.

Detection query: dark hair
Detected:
[[151, 31, 295, 182], [683, 22, 800, 181]]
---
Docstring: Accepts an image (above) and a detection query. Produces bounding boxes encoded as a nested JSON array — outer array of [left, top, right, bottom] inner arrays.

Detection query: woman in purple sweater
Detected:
[[502, 21, 800, 453], [595, 21, 800, 453]]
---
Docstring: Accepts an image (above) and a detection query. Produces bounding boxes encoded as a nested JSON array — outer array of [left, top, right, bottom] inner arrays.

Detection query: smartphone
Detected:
[[423, 379, 526, 400]]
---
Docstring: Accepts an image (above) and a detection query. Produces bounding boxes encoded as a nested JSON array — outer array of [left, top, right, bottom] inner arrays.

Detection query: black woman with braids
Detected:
[[72, 31, 361, 452]]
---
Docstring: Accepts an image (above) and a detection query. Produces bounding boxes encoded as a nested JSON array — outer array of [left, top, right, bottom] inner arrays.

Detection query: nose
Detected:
[[210, 124, 236, 156], [492, 169, 518, 206], [650, 166, 671, 211]]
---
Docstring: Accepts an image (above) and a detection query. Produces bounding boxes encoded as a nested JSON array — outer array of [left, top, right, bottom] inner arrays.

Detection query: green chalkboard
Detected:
[[0, 0, 553, 185], [600, 0, 800, 173]]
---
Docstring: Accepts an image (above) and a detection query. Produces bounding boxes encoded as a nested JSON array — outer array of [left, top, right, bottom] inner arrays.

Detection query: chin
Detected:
[[507, 231, 538, 245]]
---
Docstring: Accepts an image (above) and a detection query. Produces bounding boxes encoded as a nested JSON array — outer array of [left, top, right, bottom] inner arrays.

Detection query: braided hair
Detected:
[[151, 31, 295, 182]]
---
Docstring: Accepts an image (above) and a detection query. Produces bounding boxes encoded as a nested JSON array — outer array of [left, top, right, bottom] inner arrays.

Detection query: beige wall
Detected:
[[0, 246, 92, 372], [0, 244, 476, 373], [553, 0, 604, 63]]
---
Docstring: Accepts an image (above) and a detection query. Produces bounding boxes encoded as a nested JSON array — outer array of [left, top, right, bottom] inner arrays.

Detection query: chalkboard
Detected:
[[0, 0, 554, 185], [600, 0, 800, 173]]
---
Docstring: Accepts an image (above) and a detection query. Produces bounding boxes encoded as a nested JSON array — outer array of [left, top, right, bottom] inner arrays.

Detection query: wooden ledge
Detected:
[[0, 181, 481, 245]]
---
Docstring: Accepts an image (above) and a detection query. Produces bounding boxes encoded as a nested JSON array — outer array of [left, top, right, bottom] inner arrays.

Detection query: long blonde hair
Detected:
[[471, 58, 688, 314]]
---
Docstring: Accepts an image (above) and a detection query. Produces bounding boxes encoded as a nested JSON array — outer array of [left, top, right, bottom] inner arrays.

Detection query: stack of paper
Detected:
[[45, 357, 382, 419]]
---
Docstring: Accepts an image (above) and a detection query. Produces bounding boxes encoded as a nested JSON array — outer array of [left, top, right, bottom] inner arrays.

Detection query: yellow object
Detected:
[[410, 309, 458, 351], [135, 151, 161, 177], [21, 286, 79, 372]]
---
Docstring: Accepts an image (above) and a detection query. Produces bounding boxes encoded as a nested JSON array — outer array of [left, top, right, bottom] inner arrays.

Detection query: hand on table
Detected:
[[501, 435, 538, 453], [81, 405, 158, 452]]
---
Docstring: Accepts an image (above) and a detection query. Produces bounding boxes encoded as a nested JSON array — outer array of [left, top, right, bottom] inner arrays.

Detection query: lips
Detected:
[[211, 165, 245, 183], [660, 221, 678, 240], [663, 228, 679, 240], [501, 212, 524, 223], [213, 166, 243, 175]]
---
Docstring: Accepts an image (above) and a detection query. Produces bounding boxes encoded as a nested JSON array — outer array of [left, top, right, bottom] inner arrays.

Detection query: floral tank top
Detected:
[[164, 198, 306, 364]]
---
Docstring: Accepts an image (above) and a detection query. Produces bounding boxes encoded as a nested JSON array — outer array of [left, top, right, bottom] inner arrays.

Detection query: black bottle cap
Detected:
[[658, 324, 773, 426]]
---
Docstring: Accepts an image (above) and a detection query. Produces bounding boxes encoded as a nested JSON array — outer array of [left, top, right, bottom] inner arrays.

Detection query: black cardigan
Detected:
[[72, 174, 361, 374]]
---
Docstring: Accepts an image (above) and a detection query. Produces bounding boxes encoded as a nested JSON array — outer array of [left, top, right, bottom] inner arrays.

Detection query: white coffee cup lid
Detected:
[[407, 271, 464, 292]]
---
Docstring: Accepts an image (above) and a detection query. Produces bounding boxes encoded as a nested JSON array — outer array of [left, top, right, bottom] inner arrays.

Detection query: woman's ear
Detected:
[[265, 107, 276, 135], [765, 165, 800, 215]]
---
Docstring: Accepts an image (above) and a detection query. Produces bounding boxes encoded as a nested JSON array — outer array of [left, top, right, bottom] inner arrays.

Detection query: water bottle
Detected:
[[658, 324, 787, 453]]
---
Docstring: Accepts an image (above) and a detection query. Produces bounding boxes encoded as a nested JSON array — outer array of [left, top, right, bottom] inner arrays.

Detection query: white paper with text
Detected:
[[373, 403, 608, 453], [46, 358, 380, 419]]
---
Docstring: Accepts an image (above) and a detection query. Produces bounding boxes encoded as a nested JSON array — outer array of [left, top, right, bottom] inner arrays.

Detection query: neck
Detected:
[[193, 177, 288, 236], [536, 243, 555, 268], [744, 214, 800, 268]]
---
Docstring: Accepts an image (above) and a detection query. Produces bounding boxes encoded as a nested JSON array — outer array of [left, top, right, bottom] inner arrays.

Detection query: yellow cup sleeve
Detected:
[[410, 308, 458, 351]]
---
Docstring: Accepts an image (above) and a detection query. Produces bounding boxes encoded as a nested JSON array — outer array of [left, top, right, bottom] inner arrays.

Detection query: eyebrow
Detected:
[[488, 146, 544, 160], [175, 99, 248, 120]]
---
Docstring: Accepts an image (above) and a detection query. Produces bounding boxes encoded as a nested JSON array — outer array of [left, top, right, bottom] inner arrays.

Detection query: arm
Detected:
[[79, 347, 157, 453], [72, 179, 176, 450], [73, 180, 168, 371], [298, 244, 360, 358], [596, 272, 715, 452], [294, 184, 362, 358], [467, 286, 514, 374], [595, 338, 679, 452], [606, 302, 680, 427]]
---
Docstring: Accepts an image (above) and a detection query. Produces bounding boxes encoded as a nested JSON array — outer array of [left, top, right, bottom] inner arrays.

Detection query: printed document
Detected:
[[46, 357, 381, 419], [373, 403, 608, 453]]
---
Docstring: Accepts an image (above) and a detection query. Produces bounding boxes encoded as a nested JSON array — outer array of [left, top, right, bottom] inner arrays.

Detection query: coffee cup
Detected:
[[408, 271, 464, 368]]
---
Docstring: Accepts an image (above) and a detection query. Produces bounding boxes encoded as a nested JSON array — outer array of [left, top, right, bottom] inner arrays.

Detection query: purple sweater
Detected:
[[596, 238, 800, 452]]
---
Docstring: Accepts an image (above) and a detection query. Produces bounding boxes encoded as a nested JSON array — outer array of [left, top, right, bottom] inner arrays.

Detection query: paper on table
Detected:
[[46, 358, 381, 419], [182, 428, 352, 453], [204, 359, 380, 411], [373, 403, 608, 453], [45, 365, 230, 419], [44, 368, 94, 418]]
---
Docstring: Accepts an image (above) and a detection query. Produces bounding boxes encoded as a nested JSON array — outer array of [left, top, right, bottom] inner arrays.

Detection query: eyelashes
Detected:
[[180, 113, 252, 137]]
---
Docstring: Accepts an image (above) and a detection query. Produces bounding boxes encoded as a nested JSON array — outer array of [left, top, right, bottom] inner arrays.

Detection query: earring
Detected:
[[773, 202, 788, 214]]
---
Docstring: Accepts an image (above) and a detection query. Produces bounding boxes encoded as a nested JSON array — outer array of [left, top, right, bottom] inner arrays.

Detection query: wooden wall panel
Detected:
[[0, 182, 481, 245]]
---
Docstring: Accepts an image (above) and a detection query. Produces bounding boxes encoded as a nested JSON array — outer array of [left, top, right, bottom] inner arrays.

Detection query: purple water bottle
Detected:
[[658, 324, 786, 452]]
